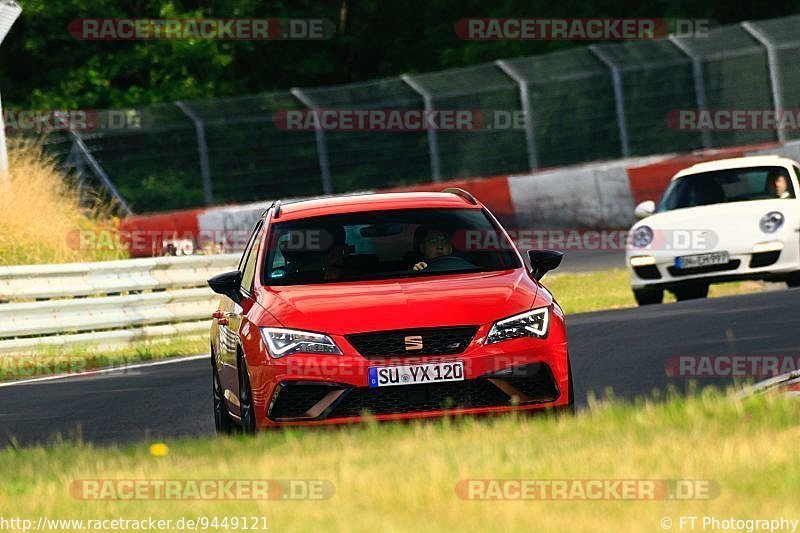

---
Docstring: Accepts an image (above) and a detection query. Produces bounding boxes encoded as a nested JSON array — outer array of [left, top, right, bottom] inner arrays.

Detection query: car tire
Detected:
[[786, 272, 800, 288], [212, 352, 236, 435], [671, 284, 709, 301], [633, 287, 664, 306], [237, 352, 257, 435]]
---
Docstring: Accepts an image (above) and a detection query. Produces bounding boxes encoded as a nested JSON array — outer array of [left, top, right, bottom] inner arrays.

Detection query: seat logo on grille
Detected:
[[404, 335, 423, 351]]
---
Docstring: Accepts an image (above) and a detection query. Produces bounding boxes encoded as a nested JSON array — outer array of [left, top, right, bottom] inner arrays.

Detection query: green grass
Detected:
[[543, 269, 770, 314], [0, 336, 208, 382], [0, 391, 795, 532]]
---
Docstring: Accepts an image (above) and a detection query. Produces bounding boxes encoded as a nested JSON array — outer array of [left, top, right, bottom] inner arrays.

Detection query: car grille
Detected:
[[346, 326, 478, 357], [329, 380, 508, 418], [266, 363, 561, 421]]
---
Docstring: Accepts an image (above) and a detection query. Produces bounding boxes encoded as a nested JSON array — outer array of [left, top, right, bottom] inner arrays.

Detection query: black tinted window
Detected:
[[263, 208, 520, 285]]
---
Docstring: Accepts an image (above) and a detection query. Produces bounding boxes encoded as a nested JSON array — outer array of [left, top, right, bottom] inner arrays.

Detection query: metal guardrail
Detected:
[[0, 254, 239, 353]]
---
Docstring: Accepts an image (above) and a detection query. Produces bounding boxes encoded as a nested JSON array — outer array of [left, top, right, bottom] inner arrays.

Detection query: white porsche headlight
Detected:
[[260, 327, 342, 358], [486, 307, 550, 344], [759, 211, 784, 233], [632, 225, 654, 248]]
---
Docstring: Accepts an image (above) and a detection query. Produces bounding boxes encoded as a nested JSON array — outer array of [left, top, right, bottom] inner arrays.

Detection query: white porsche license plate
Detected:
[[675, 251, 729, 269], [368, 361, 464, 388]]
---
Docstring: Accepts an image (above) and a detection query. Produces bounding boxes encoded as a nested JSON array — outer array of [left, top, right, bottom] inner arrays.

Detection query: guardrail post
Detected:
[[668, 36, 712, 149], [495, 60, 539, 172], [175, 101, 215, 205], [401, 74, 442, 182], [291, 88, 334, 195], [741, 21, 786, 143], [589, 45, 631, 158]]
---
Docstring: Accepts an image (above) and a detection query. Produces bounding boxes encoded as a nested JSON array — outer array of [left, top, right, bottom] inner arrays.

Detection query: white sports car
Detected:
[[626, 155, 800, 305]]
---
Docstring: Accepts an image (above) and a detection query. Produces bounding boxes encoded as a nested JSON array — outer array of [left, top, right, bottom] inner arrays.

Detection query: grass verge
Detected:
[[544, 268, 771, 314], [0, 336, 208, 382], [0, 391, 795, 532]]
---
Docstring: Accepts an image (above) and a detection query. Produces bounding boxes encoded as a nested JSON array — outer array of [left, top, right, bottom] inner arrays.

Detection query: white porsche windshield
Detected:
[[657, 166, 796, 212]]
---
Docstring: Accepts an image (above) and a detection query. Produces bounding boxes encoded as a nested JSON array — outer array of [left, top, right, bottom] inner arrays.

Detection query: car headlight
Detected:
[[759, 211, 784, 233], [632, 225, 654, 248], [260, 327, 342, 358], [486, 307, 550, 344]]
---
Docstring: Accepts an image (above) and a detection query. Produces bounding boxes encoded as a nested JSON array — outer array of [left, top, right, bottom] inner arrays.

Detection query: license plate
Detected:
[[368, 361, 464, 388], [675, 251, 729, 269]]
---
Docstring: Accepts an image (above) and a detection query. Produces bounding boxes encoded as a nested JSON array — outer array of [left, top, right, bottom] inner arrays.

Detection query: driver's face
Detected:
[[421, 230, 452, 260]]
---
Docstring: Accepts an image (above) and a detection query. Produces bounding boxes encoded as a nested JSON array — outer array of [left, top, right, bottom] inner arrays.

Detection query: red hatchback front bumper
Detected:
[[244, 313, 570, 428]]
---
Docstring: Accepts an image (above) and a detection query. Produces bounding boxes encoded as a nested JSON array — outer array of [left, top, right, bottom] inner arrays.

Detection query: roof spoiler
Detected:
[[441, 187, 478, 205]]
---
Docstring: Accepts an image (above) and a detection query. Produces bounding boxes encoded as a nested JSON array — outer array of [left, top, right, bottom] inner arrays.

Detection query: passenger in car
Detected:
[[322, 225, 354, 280], [767, 168, 794, 199]]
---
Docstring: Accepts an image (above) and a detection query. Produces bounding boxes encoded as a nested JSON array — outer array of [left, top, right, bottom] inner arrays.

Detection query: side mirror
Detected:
[[528, 250, 563, 281], [634, 200, 655, 219], [208, 271, 242, 303]]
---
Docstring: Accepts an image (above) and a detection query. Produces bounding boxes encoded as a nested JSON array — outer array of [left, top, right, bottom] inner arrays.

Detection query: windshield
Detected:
[[262, 208, 521, 285], [657, 166, 796, 212]]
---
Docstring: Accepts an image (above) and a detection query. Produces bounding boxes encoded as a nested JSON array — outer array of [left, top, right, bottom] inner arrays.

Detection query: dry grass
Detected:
[[0, 140, 125, 265]]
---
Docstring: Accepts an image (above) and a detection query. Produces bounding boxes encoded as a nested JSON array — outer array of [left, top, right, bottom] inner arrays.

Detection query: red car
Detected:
[[208, 189, 572, 433]]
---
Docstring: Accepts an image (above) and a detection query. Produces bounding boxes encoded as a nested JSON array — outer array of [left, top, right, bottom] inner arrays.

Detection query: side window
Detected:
[[240, 222, 264, 295]]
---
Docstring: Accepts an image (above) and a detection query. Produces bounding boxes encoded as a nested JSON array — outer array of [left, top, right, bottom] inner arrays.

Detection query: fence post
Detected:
[[668, 36, 712, 149], [741, 21, 786, 143], [0, 89, 8, 178], [68, 130, 133, 215], [0, 0, 22, 180], [589, 45, 631, 158], [175, 101, 214, 205], [291, 88, 334, 195], [495, 60, 539, 172], [400, 74, 442, 182]]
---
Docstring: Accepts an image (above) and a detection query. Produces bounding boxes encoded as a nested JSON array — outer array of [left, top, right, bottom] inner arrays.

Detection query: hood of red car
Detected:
[[258, 269, 541, 335]]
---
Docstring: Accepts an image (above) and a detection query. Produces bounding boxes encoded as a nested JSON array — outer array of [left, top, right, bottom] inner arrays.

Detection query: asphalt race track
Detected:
[[1, 288, 797, 446]]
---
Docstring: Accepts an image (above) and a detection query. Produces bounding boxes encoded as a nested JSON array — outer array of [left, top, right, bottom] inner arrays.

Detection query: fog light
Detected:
[[630, 255, 656, 267], [752, 241, 784, 253]]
